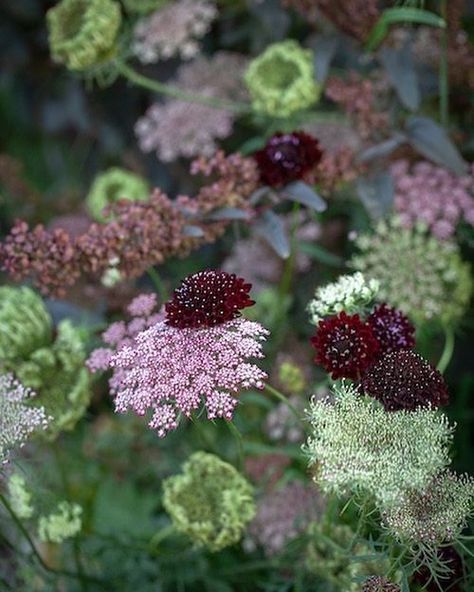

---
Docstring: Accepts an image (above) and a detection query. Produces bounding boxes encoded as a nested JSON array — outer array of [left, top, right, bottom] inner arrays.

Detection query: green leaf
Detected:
[[379, 44, 420, 111], [281, 181, 327, 212], [296, 241, 344, 267], [205, 207, 251, 221], [254, 210, 290, 258], [366, 7, 445, 51], [405, 115, 468, 174]]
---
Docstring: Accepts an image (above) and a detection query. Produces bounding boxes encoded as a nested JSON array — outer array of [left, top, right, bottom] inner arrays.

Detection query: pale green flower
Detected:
[[383, 470, 474, 545], [38, 502, 82, 544], [351, 218, 472, 326], [307, 272, 379, 324], [305, 383, 453, 506], [86, 167, 149, 222], [244, 40, 321, 117], [0, 286, 52, 362], [8, 473, 34, 520], [163, 452, 255, 552], [47, 0, 122, 72]]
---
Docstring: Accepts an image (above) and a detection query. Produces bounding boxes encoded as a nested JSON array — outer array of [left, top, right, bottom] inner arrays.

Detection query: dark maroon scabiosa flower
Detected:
[[361, 349, 449, 412], [368, 303, 416, 356], [310, 311, 379, 380], [361, 576, 401, 592], [413, 546, 465, 592], [254, 131, 323, 187], [165, 270, 255, 329]]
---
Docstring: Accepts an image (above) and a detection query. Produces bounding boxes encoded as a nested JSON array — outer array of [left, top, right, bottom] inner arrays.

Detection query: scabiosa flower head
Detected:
[[0, 374, 49, 465], [244, 40, 321, 117], [391, 159, 474, 240], [361, 576, 401, 592], [367, 303, 415, 356], [254, 131, 323, 187], [310, 311, 379, 380], [247, 482, 323, 556], [47, 0, 122, 71], [162, 452, 255, 552], [38, 502, 83, 544], [362, 350, 448, 412], [308, 272, 379, 325], [165, 270, 254, 329], [133, 0, 217, 63], [0, 286, 52, 361], [383, 471, 474, 545], [352, 218, 472, 326], [86, 167, 149, 222], [305, 383, 453, 506]]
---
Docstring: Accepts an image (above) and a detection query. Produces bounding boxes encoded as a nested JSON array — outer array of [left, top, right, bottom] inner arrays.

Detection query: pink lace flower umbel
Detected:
[[87, 273, 268, 437]]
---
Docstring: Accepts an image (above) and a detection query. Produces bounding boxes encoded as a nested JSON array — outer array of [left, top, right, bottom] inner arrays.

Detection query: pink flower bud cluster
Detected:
[[87, 294, 268, 437], [391, 160, 474, 240]]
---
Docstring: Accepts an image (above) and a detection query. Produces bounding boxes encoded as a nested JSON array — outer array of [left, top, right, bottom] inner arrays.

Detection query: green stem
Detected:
[[0, 493, 103, 586], [149, 524, 175, 550], [118, 62, 251, 113], [439, 0, 449, 127], [227, 421, 244, 470], [147, 267, 169, 302], [437, 325, 455, 374], [264, 384, 302, 421]]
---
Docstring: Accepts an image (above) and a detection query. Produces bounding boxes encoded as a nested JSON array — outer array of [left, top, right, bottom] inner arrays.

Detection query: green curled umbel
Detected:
[[121, 0, 169, 15], [162, 452, 255, 552], [244, 40, 321, 118], [351, 218, 472, 327], [86, 167, 150, 221], [0, 286, 52, 361], [47, 0, 122, 72], [13, 320, 91, 440]]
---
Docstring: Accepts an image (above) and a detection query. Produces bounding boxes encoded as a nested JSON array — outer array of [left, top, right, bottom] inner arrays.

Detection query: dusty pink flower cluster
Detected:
[[325, 74, 389, 140], [133, 0, 217, 62], [135, 53, 248, 162], [391, 160, 474, 240], [247, 481, 323, 556], [0, 154, 259, 297], [90, 316, 268, 437]]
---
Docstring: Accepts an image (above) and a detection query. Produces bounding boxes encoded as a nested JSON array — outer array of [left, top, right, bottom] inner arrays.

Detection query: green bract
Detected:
[[47, 0, 122, 72], [305, 383, 453, 506], [244, 40, 320, 117], [351, 218, 472, 326], [86, 167, 150, 222], [0, 287, 91, 440], [0, 286, 52, 361], [162, 452, 255, 552]]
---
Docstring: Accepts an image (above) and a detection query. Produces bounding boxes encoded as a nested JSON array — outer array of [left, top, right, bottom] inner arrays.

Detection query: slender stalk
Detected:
[[439, 0, 449, 127], [437, 325, 455, 374], [264, 384, 302, 421], [148, 524, 175, 550], [227, 421, 244, 470], [118, 62, 250, 113], [0, 494, 104, 586], [147, 267, 169, 302]]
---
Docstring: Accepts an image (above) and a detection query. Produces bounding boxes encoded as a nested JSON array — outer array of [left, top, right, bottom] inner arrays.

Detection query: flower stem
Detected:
[[118, 62, 251, 113], [0, 493, 104, 586], [149, 524, 175, 550], [227, 421, 244, 470], [437, 325, 455, 374], [439, 0, 449, 127], [264, 383, 301, 421], [147, 266, 169, 302]]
